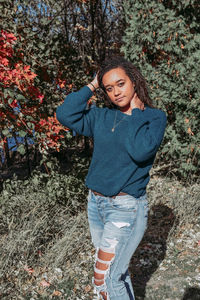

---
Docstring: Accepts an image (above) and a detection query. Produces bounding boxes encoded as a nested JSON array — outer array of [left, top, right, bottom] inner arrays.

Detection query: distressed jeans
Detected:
[[87, 190, 149, 300]]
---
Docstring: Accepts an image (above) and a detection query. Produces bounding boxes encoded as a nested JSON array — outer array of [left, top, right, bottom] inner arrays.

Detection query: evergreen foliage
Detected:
[[121, 0, 200, 179]]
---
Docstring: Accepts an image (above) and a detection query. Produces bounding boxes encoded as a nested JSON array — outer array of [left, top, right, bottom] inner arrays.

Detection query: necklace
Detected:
[[111, 110, 128, 132]]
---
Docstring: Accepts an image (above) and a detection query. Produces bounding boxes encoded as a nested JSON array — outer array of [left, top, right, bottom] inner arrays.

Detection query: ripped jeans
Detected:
[[87, 190, 149, 300]]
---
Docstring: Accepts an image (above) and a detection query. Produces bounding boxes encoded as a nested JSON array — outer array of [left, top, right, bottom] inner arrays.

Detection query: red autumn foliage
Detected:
[[36, 113, 68, 152], [0, 30, 67, 154]]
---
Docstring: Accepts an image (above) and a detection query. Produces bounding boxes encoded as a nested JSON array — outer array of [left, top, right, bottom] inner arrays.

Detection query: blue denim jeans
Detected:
[[87, 190, 149, 300]]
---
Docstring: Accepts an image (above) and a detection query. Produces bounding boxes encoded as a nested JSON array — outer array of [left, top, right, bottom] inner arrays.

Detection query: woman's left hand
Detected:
[[131, 93, 145, 111]]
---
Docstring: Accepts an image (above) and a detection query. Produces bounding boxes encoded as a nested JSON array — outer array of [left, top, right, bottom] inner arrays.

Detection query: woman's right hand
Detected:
[[130, 92, 145, 111], [87, 73, 99, 91]]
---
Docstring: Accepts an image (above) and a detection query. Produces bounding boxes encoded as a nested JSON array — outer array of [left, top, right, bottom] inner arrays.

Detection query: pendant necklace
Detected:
[[111, 110, 128, 132]]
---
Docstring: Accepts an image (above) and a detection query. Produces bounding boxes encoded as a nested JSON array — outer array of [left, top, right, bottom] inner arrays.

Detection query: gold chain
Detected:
[[111, 110, 128, 132]]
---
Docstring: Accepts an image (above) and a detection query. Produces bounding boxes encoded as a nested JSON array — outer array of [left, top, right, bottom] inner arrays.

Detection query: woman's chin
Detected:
[[118, 104, 131, 114]]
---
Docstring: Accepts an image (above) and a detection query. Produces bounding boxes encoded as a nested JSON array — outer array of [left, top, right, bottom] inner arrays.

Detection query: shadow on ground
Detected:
[[182, 287, 200, 300], [130, 204, 176, 299]]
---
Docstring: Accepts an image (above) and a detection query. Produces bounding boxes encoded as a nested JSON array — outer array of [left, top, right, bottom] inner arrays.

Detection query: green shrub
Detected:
[[121, 0, 200, 180]]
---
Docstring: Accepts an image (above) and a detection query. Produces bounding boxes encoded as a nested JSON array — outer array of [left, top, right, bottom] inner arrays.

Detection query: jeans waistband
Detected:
[[91, 189, 128, 199]]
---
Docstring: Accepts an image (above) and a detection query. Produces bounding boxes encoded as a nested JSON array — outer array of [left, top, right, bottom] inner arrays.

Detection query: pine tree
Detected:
[[121, 0, 200, 179]]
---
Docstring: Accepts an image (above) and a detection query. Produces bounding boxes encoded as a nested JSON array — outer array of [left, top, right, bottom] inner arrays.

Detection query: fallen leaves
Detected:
[[40, 279, 50, 287], [24, 267, 34, 274], [84, 284, 92, 292], [52, 290, 62, 296]]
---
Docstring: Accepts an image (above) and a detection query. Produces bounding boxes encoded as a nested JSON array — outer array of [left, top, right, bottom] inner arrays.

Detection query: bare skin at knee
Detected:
[[96, 260, 108, 271], [100, 291, 107, 300], [98, 249, 115, 261], [94, 271, 104, 280], [94, 279, 104, 286]]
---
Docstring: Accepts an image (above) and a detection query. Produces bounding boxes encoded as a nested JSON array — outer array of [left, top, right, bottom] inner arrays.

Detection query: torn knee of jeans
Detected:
[[98, 248, 115, 261], [94, 278, 104, 286], [93, 269, 108, 299], [100, 291, 108, 299], [96, 260, 109, 271], [93, 243, 118, 300], [94, 270, 105, 279], [93, 275, 107, 299]]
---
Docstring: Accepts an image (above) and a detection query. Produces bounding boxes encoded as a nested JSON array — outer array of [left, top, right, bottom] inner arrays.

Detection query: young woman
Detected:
[[56, 56, 167, 300]]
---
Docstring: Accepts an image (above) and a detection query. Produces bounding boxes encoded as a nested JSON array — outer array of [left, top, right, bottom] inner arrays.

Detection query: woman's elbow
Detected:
[[56, 106, 70, 128], [56, 106, 63, 123], [132, 145, 158, 163]]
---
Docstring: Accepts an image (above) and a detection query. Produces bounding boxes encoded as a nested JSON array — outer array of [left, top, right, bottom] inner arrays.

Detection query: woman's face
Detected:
[[102, 67, 135, 114]]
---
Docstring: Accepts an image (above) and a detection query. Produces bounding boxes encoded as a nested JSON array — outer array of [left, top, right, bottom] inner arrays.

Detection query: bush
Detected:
[[121, 0, 200, 180]]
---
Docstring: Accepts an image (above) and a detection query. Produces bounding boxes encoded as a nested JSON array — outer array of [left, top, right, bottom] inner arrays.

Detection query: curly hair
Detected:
[[97, 56, 154, 108]]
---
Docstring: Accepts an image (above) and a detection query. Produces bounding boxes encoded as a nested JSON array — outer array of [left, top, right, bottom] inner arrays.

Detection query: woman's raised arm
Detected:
[[56, 79, 98, 137]]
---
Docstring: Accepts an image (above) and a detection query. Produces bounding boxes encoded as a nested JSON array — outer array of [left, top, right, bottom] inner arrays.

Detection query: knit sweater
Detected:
[[56, 86, 167, 198]]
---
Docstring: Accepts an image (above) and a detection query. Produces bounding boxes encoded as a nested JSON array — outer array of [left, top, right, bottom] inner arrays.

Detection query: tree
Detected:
[[0, 0, 125, 170], [121, 0, 200, 179], [0, 0, 85, 167]]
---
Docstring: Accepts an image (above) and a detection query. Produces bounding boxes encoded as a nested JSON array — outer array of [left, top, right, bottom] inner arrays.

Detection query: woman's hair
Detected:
[[97, 56, 154, 108]]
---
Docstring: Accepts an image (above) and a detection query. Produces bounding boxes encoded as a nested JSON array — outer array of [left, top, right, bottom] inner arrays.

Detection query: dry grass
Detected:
[[0, 167, 199, 299]]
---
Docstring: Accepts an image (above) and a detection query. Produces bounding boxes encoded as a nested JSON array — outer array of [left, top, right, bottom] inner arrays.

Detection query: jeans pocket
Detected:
[[109, 194, 138, 212]]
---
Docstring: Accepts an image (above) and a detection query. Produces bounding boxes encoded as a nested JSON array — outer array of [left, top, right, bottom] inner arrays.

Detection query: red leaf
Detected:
[[24, 267, 34, 274], [40, 280, 50, 287]]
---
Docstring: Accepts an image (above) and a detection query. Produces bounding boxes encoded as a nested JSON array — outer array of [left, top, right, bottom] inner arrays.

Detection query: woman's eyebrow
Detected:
[[104, 79, 125, 88]]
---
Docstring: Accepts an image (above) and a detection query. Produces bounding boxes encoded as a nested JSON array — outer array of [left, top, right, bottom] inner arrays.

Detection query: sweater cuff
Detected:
[[83, 85, 94, 97]]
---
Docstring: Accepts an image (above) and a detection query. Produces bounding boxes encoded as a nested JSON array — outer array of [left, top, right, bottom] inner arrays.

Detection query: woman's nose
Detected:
[[114, 87, 120, 96]]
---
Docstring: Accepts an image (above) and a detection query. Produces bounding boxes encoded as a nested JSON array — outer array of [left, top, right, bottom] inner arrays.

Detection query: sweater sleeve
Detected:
[[127, 108, 167, 163], [56, 86, 96, 137]]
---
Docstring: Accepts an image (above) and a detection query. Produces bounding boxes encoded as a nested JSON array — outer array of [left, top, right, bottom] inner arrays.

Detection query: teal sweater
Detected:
[[56, 86, 167, 198]]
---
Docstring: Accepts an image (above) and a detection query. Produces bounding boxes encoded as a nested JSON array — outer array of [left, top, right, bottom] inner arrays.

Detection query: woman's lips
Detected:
[[115, 97, 124, 102]]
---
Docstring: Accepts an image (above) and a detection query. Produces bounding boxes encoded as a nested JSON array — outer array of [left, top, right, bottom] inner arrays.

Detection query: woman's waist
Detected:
[[91, 189, 128, 199]]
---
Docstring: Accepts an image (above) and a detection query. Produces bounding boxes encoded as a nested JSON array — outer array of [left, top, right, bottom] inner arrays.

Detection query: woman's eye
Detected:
[[106, 88, 112, 92], [118, 82, 124, 87]]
